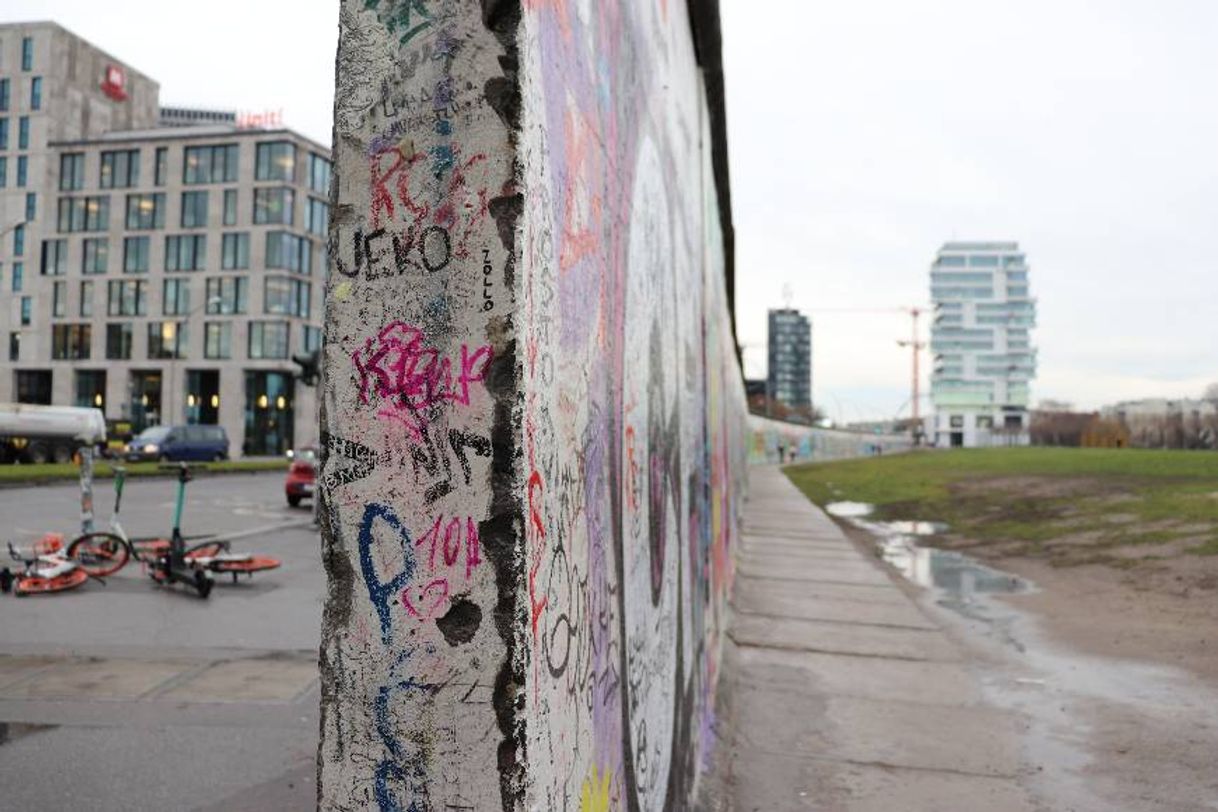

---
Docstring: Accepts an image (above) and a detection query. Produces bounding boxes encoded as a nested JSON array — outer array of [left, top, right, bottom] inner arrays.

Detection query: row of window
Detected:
[[37, 231, 314, 276], [0, 116, 32, 149], [0, 75, 41, 113], [935, 255, 1025, 269], [39, 276, 312, 319], [41, 320, 314, 361], [0, 154, 29, 187], [56, 143, 331, 192], [52, 188, 322, 232]]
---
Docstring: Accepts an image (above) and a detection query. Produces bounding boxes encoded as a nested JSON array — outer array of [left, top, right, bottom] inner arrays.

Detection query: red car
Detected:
[[285, 446, 318, 507]]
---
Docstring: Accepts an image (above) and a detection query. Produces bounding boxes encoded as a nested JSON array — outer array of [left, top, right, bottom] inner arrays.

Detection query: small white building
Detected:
[[928, 242, 1037, 447]]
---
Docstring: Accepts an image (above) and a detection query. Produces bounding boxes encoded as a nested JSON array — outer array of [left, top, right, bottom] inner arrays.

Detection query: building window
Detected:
[[21, 37, 33, 71], [30, 77, 41, 110], [80, 280, 94, 317], [100, 149, 140, 188], [206, 276, 248, 314], [19, 297, 31, 326], [306, 198, 329, 237], [181, 190, 209, 228], [255, 141, 295, 181], [105, 323, 133, 360], [0, 156, 6, 187], [204, 322, 232, 359], [266, 231, 309, 273], [17, 155, 27, 186], [303, 325, 322, 354], [223, 189, 237, 225], [155, 147, 168, 185], [253, 187, 294, 225], [308, 153, 331, 195], [9, 332, 19, 362], [0, 118, 7, 149], [13, 224, 24, 256], [248, 321, 289, 359], [52, 281, 66, 317], [123, 236, 149, 273], [264, 276, 310, 318], [0, 79, 9, 111], [57, 195, 110, 232], [60, 153, 85, 191], [148, 321, 188, 359], [18, 116, 28, 149], [183, 144, 239, 184], [75, 370, 107, 409], [52, 324, 91, 360], [107, 280, 147, 316], [163, 278, 191, 315], [125, 193, 166, 229], [40, 239, 67, 275], [82, 238, 108, 274], [25, 192, 35, 221], [165, 234, 207, 271], [11, 262, 22, 292], [221, 232, 249, 270], [15, 370, 52, 404]]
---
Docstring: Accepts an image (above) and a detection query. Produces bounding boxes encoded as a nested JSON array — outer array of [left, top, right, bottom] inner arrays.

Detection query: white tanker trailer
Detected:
[[0, 403, 107, 464]]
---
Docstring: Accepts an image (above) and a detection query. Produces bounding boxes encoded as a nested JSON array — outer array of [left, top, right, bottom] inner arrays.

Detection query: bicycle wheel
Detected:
[[66, 532, 131, 577]]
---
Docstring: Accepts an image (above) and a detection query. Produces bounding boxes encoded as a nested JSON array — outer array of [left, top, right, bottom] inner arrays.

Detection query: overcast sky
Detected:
[[8, 1, 1217, 421]]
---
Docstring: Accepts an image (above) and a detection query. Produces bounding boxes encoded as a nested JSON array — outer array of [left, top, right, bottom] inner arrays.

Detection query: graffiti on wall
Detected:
[[518, 1, 746, 809], [321, 1, 747, 810]]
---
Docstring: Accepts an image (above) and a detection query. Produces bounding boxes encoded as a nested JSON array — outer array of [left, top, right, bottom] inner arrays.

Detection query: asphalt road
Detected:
[[0, 471, 321, 811]]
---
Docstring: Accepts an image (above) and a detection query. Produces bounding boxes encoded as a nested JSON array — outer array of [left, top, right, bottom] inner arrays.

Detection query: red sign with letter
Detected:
[[101, 64, 127, 101]]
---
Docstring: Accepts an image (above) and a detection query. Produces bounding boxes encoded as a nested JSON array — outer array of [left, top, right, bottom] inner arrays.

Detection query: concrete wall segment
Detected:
[[319, 1, 744, 809]]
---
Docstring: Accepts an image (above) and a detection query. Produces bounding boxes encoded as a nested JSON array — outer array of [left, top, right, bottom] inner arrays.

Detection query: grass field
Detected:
[[786, 448, 1218, 564], [0, 458, 289, 486]]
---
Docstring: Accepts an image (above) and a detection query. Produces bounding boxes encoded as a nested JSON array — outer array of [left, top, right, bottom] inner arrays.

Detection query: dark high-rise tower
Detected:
[[766, 307, 812, 412]]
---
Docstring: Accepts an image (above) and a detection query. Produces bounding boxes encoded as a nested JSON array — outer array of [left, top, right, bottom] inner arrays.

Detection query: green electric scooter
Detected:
[[147, 464, 213, 598]]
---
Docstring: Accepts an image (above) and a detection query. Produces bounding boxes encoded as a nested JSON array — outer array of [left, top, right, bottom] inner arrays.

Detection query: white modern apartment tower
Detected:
[[929, 242, 1036, 447]]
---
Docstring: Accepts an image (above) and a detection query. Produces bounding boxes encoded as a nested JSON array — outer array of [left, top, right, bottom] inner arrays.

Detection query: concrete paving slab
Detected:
[[737, 564, 893, 586], [1, 657, 192, 700], [159, 656, 318, 702], [732, 682, 1022, 777], [712, 748, 1038, 812], [734, 590, 938, 630], [731, 614, 960, 661], [734, 578, 912, 606], [735, 645, 984, 706], [0, 655, 58, 690]]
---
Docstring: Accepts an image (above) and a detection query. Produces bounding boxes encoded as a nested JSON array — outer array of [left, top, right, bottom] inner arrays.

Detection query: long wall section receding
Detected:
[[319, 1, 747, 809]]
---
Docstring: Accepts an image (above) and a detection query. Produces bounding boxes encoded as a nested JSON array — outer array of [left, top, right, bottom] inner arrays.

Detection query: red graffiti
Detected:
[[352, 321, 493, 441], [368, 143, 494, 260], [527, 470, 548, 636]]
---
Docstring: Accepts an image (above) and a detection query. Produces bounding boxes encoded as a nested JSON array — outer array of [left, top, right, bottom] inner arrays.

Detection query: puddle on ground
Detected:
[[825, 501, 1031, 600]]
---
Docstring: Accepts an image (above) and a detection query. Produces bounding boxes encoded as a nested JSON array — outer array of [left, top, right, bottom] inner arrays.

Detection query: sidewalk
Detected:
[[701, 466, 1037, 811]]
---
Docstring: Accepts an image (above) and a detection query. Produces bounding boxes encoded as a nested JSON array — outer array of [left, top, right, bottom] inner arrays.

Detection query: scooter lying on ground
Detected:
[[1, 535, 102, 597], [67, 464, 280, 590]]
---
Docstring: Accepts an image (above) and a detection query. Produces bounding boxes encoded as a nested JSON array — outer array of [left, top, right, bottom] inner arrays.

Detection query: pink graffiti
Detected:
[[401, 516, 482, 621], [352, 321, 493, 441]]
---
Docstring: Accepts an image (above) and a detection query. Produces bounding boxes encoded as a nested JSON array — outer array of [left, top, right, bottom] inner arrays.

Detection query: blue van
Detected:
[[125, 425, 229, 462]]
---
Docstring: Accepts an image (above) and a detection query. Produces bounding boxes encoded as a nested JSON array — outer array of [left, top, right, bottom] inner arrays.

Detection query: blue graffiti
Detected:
[[373, 676, 433, 812], [358, 503, 416, 644]]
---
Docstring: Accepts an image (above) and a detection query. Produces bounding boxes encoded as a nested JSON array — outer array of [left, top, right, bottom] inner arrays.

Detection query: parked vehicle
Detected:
[[125, 425, 229, 462], [0, 403, 106, 464], [285, 445, 318, 507]]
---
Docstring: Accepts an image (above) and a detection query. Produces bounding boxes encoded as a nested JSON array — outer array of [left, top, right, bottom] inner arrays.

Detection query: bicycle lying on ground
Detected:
[[1, 536, 103, 597], [67, 464, 280, 592]]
